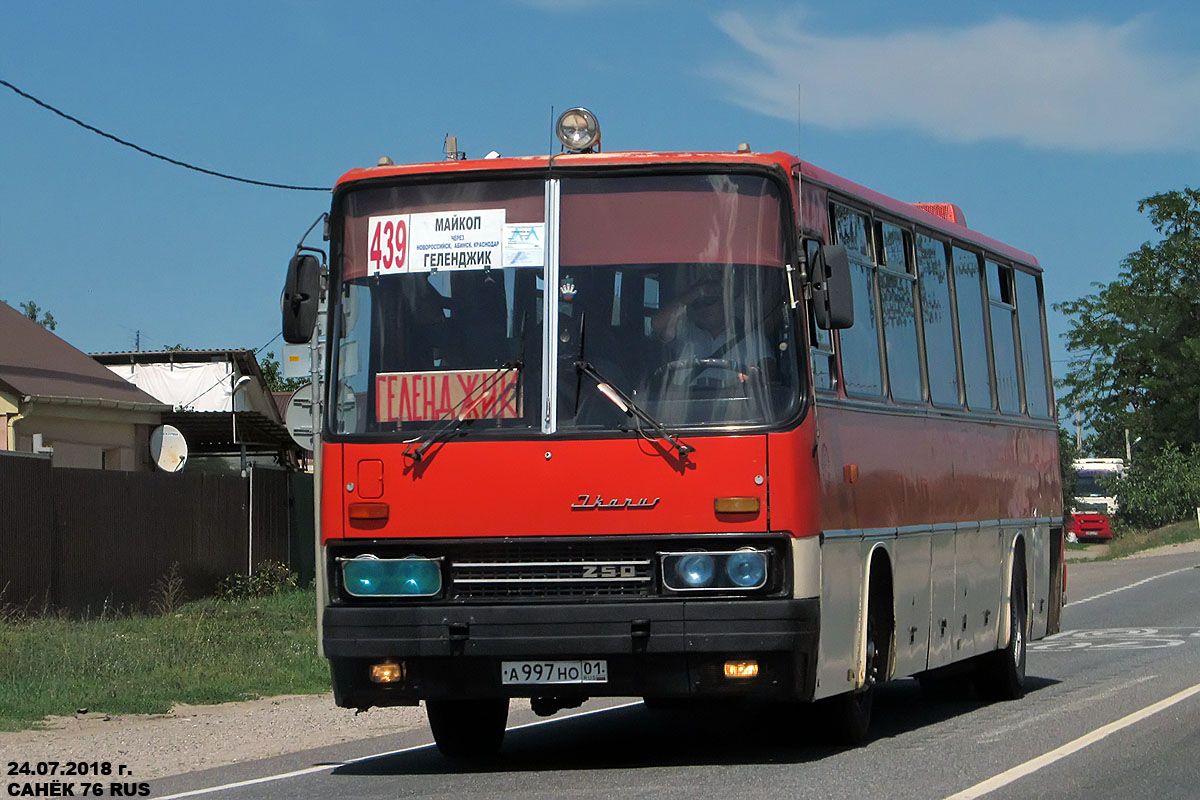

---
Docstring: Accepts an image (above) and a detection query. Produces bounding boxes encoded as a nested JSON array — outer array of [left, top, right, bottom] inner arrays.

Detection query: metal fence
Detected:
[[0, 453, 313, 615]]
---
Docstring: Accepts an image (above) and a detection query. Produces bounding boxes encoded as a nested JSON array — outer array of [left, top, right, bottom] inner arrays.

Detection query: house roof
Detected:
[[0, 302, 167, 409], [92, 349, 271, 390]]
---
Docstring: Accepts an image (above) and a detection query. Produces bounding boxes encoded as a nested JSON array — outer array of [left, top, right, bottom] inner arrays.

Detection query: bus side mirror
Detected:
[[811, 244, 854, 330], [282, 253, 321, 344]]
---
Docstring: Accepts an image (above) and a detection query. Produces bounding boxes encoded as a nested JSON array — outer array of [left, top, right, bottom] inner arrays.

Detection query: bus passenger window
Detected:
[[952, 247, 993, 411], [1015, 270, 1051, 417], [915, 234, 960, 407], [832, 204, 883, 397], [988, 261, 1021, 414], [877, 222, 922, 404]]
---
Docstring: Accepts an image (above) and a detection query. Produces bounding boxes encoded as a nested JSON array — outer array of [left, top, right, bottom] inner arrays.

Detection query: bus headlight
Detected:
[[341, 555, 443, 597], [674, 553, 715, 588], [660, 549, 770, 592], [556, 107, 601, 153], [726, 550, 767, 588]]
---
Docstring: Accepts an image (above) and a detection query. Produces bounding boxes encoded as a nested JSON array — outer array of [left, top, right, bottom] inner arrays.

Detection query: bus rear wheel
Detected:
[[975, 563, 1027, 701], [426, 698, 509, 758]]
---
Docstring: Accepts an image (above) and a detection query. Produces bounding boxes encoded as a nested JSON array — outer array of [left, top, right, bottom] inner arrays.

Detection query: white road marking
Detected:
[[941, 681, 1200, 800], [1070, 566, 1195, 606], [152, 700, 643, 799], [975, 674, 1157, 744], [1031, 627, 1194, 651]]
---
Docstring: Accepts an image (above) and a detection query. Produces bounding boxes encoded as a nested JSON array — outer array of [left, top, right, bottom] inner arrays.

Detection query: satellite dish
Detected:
[[285, 383, 315, 451], [150, 424, 189, 473]]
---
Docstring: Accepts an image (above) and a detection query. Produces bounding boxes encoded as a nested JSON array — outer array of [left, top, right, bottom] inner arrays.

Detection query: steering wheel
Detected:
[[652, 357, 753, 384]]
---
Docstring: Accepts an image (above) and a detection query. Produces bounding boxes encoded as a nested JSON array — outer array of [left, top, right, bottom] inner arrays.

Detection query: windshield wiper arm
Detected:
[[574, 359, 694, 457], [403, 359, 522, 463]]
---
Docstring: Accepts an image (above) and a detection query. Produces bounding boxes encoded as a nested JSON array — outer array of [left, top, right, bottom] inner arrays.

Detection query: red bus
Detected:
[[282, 108, 1064, 756]]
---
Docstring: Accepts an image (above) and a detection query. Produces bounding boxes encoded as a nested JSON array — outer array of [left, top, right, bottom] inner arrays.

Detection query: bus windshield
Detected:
[[329, 171, 800, 437], [1075, 471, 1114, 497]]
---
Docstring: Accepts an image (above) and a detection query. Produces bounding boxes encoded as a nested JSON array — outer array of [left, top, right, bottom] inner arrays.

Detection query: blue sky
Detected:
[[3, 0, 1198, 389]]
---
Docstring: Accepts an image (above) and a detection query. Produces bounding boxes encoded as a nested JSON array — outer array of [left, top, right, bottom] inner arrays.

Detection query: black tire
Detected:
[[426, 698, 509, 758], [976, 564, 1027, 701], [821, 683, 873, 746]]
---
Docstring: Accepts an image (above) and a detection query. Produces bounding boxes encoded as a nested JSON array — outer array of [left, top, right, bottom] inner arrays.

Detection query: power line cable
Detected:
[[1, 78, 331, 192]]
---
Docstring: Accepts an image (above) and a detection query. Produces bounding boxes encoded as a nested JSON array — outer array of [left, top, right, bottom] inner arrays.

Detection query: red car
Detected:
[[1068, 512, 1114, 542]]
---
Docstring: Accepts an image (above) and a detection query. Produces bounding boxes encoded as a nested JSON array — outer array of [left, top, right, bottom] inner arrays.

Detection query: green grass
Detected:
[[1071, 519, 1200, 561], [0, 590, 327, 732], [1104, 519, 1200, 559]]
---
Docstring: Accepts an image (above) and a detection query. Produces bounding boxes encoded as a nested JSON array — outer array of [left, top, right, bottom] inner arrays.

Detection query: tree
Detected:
[[260, 352, 306, 393], [1055, 188, 1200, 456], [1058, 427, 1078, 511], [16, 300, 56, 330]]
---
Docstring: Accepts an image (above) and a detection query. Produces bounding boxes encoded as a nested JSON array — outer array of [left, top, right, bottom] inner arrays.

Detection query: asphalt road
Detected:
[[144, 549, 1200, 800]]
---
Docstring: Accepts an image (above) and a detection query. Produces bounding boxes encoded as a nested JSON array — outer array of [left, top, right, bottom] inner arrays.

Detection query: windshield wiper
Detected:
[[403, 359, 523, 463], [574, 359, 694, 457]]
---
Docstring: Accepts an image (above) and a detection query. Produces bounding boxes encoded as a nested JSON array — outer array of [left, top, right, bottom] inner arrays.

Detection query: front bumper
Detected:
[[324, 598, 819, 708]]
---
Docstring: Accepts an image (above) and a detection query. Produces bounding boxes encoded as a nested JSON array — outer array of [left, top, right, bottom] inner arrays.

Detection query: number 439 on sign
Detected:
[[368, 214, 409, 275]]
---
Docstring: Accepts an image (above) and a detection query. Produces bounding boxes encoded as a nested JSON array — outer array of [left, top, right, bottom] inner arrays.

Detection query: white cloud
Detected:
[[710, 10, 1200, 153]]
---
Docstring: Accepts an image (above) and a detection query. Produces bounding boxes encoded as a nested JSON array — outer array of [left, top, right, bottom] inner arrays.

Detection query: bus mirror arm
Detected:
[[282, 252, 322, 344], [810, 244, 855, 330]]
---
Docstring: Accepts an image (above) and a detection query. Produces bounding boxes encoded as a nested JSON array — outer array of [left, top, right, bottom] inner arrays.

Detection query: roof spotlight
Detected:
[[556, 107, 601, 153]]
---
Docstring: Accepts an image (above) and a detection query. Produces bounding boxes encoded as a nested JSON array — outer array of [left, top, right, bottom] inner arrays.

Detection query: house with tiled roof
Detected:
[[0, 301, 169, 470]]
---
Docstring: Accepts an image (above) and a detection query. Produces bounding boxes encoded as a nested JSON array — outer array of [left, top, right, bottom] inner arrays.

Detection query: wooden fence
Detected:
[[0, 453, 313, 615]]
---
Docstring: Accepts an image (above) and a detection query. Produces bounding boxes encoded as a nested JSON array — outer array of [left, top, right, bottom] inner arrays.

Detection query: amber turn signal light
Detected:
[[348, 502, 389, 520], [714, 496, 760, 514]]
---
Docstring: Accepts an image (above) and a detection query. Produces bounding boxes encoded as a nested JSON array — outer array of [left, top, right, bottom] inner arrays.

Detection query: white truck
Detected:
[[1069, 457, 1124, 541]]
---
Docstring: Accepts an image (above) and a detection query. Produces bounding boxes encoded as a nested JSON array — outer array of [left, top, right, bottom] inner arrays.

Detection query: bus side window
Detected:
[[1015, 269, 1052, 417], [915, 233, 961, 407], [952, 246, 993, 411], [987, 261, 1021, 414], [876, 221, 923, 404], [831, 203, 884, 397], [806, 239, 836, 392]]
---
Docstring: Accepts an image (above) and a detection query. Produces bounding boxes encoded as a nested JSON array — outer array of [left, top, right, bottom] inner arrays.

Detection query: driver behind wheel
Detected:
[[650, 279, 749, 386]]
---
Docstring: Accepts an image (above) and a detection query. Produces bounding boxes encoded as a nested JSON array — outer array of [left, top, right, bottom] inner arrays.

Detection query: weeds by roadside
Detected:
[[0, 589, 324, 732], [215, 560, 298, 601], [148, 562, 187, 615], [1069, 519, 1200, 562]]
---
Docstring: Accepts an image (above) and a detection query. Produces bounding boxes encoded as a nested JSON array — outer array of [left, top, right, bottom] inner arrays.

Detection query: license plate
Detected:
[[501, 660, 608, 685]]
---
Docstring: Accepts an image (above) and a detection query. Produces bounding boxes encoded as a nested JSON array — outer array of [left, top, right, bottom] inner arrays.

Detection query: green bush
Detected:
[[215, 561, 298, 601], [1114, 443, 1200, 529]]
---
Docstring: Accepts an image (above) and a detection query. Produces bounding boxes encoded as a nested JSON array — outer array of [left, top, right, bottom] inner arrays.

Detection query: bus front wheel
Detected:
[[822, 573, 889, 745], [426, 698, 509, 758]]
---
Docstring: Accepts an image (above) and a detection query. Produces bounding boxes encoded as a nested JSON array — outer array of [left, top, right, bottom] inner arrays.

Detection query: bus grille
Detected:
[[448, 541, 656, 601]]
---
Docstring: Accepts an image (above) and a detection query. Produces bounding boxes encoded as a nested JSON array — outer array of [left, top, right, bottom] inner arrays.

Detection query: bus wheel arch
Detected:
[[998, 534, 1028, 652], [976, 537, 1027, 701], [862, 545, 896, 686], [822, 547, 895, 746]]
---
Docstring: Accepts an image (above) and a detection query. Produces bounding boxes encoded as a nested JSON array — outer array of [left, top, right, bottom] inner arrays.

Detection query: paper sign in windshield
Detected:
[[368, 209, 507, 276], [504, 223, 545, 266], [376, 368, 521, 423]]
